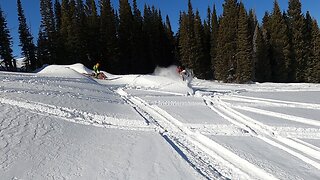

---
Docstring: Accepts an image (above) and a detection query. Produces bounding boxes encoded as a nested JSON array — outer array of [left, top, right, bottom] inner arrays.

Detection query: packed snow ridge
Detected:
[[0, 63, 320, 180]]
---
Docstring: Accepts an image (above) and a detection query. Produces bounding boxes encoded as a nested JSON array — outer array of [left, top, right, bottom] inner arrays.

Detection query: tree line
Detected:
[[0, 0, 319, 83]]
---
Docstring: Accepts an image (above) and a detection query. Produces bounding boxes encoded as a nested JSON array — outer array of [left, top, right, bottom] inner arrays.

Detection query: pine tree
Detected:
[[131, 0, 146, 73], [36, 29, 47, 66], [193, 10, 207, 79], [215, 0, 238, 82], [85, 0, 100, 67], [309, 19, 320, 82], [118, 0, 133, 74], [210, 5, 218, 79], [288, 0, 305, 82], [248, 9, 258, 40], [163, 15, 176, 67], [0, 7, 15, 71], [304, 11, 313, 82], [178, 0, 196, 70], [269, 0, 291, 82], [54, 0, 62, 32], [38, 0, 57, 65], [203, 6, 212, 79], [54, 0, 65, 65], [60, 0, 71, 63], [253, 25, 271, 82], [99, 0, 120, 74], [236, 2, 253, 83], [17, 0, 37, 71]]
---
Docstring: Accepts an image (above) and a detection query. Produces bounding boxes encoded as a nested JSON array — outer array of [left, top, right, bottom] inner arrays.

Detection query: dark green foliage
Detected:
[[178, 0, 211, 79], [84, 0, 100, 66], [118, 0, 133, 74], [99, 0, 120, 74], [253, 25, 271, 82], [17, 0, 37, 71], [0, 7, 15, 71], [288, 0, 305, 82], [268, 1, 292, 82], [163, 15, 176, 67], [203, 6, 212, 79], [309, 19, 320, 83], [143, 6, 175, 73], [210, 5, 218, 79], [236, 3, 253, 83], [215, 0, 238, 82], [131, 0, 148, 73], [38, 0, 58, 65], [178, 0, 195, 69], [193, 10, 208, 79]]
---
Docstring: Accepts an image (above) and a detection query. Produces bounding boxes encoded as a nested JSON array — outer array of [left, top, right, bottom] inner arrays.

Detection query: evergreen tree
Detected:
[[269, 0, 291, 82], [99, 0, 120, 73], [118, 0, 133, 74], [36, 29, 47, 66], [236, 2, 253, 83], [248, 9, 258, 40], [17, 0, 37, 71], [303, 11, 315, 82], [131, 0, 146, 73], [309, 19, 320, 82], [178, 0, 196, 70], [253, 25, 271, 82], [54, 0, 62, 32], [54, 0, 65, 65], [60, 0, 71, 63], [210, 5, 218, 79], [215, 0, 238, 82], [38, 0, 57, 65], [0, 7, 15, 71], [193, 10, 207, 79], [288, 0, 305, 82], [164, 15, 176, 67], [85, 0, 100, 67], [203, 6, 212, 79]]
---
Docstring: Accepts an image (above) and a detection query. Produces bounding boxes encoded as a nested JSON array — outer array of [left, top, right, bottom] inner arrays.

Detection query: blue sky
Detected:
[[0, 0, 319, 57]]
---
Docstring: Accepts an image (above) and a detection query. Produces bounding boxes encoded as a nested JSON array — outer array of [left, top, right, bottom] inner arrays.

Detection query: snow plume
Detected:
[[153, 65, 181, 80]]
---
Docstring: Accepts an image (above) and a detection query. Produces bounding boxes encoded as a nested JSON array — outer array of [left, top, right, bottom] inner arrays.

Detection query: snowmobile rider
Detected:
[[93, 63, 100, 77]]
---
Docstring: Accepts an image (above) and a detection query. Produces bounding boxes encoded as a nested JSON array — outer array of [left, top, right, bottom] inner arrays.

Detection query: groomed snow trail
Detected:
[[204, 95, 320, 169], [117, 88, 277, 180]]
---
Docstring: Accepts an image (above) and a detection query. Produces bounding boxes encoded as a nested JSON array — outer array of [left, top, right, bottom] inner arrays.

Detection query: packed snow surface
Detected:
[[0, 64, 320, 180]]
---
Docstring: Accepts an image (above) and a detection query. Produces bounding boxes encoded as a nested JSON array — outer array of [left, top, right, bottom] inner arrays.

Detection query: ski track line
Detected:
[[204, 96, 320, 170], [0, 97, 152, 132], [184, 124, 250, 137], [228, 95, 320, 110], [117, 88, 278, 180], [233, 105, 320, 127], [274, 127, 320, 139]]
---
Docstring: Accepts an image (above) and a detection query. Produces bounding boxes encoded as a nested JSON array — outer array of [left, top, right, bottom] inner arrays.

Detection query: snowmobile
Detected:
[[83, 72, 107, 80]]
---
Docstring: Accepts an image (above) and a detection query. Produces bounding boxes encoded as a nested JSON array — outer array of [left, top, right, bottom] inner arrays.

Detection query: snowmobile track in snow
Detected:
[[223, 94, 320, 110], [117, 88, 278, 180], [0, 97, 152, 132], [203, 95, 320, 170]]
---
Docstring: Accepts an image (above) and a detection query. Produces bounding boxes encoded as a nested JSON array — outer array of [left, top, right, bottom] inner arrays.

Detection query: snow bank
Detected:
[[37, 63, 92, 78]]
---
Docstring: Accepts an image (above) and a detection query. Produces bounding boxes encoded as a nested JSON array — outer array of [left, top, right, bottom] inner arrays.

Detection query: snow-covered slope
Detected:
[[0, 64, 319, 180]]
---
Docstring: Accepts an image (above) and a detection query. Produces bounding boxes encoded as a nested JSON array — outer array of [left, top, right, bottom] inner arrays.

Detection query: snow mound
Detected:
[[37, 63, 193, 95], [37, 63, 92, 78]]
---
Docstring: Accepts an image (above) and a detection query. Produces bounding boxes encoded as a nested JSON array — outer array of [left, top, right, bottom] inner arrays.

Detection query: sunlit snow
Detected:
[[0, 64, 319, 180]]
